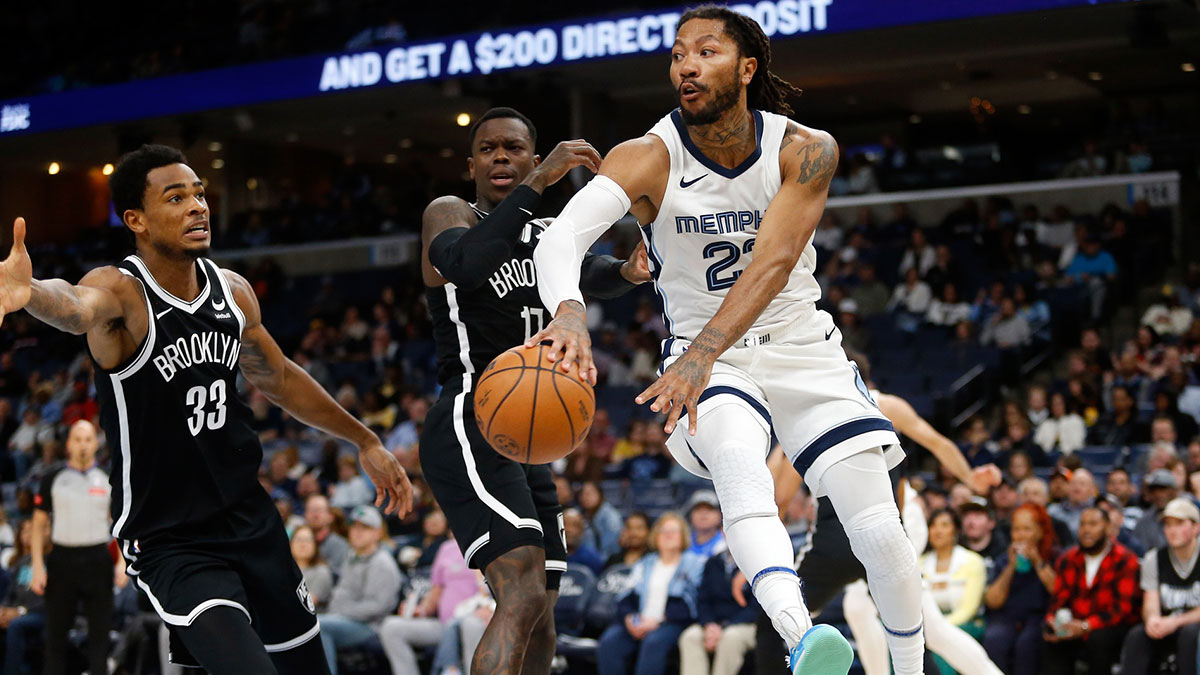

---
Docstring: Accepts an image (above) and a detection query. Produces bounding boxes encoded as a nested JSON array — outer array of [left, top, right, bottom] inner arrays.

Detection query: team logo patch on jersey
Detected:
[[296, 580, 315, 614], [212, 297, 226, 311]]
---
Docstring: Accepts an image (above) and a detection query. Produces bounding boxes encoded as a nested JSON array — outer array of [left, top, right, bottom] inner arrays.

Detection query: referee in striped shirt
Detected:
[[31, 420, 121, 675]]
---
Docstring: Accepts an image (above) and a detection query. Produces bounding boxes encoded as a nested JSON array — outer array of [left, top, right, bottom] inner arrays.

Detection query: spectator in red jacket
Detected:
[[1041, 504, 1141, 674]]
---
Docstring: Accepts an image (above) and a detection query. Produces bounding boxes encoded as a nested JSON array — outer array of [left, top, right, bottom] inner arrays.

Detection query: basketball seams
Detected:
[[480, 360, 527, 445], [549, 369, 577, 454], [526, 345, 544, 464], [555, 370, 596, 404]]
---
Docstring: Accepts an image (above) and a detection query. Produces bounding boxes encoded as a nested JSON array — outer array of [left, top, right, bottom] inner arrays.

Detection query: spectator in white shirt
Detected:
[[899, 229, 937, 279], [926, 284, 972, 328], [1034, 392, 1088, 456], [889, 268, 933, 315]]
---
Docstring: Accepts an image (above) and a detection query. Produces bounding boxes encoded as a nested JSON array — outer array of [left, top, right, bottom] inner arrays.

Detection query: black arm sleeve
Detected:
[[427, 186, 541, 290], [579, 253, 638, 299]]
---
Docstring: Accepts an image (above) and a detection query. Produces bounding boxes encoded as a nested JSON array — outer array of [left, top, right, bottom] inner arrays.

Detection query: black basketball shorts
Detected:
[[120, 487, 319, 666], [421, 385, 566, 590]]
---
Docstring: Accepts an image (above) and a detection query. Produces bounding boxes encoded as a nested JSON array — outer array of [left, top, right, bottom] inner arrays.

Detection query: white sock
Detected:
[[725, 514, 812, 649], [841, 581, 889, 675]]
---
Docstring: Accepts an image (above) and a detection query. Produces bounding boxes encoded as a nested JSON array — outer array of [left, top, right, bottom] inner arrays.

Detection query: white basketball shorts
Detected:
[[661, 304, 903, 496]]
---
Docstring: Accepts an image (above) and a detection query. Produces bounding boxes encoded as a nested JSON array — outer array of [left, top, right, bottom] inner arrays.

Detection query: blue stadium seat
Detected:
[[585, 564, 637, 637], [1076, 445, 1121, 467], [555, 564, 598, 637], [600, 479, 628, 511], [631, 480, 677, 511]]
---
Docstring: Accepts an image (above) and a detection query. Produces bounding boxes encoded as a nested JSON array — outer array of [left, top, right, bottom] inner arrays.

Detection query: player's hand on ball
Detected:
[[637, 349, 714, 436], [525, 140, 602, 192], [620, 240, 652, 285], [359, 441, 414, 516], [0, 218, 33, 328], [526, 300, 597, 385]]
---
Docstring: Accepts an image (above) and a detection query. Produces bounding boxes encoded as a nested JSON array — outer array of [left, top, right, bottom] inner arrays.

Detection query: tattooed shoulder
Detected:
[[791, 129, 839, 190], [779, 121, 802, 151]]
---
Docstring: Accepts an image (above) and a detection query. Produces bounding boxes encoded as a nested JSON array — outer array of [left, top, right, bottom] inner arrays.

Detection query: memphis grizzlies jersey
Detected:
[[427, 209, 549, 390], [643, 108, 822, 340], [92, 255, 262, 540]]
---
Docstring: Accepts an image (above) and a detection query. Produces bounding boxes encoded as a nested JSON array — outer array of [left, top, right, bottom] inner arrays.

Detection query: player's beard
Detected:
[[679, 70, 742, 126], [149, 237, 208, 262]]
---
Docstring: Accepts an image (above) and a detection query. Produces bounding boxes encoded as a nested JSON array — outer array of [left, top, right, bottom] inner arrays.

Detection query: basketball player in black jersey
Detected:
[[0, 145, 412, 675], [420, 107, 649, 674]]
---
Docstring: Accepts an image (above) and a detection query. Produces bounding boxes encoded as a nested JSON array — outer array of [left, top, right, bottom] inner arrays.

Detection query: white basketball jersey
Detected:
[[642, 109, 823, 341]]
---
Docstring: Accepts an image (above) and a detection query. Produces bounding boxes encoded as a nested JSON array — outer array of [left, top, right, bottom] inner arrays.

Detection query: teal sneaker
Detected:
[[787, 624, 853, 675]]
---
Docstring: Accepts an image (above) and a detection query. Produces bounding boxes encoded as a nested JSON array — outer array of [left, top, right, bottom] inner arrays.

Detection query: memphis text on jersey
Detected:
[[152, 332, 241, 382], [674, 209, 764, 235]]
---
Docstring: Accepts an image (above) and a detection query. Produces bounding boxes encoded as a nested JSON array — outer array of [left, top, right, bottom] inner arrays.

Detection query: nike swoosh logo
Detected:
[[212, 298, 226, 311], [518, 207, 533, 216], [825, 328, 835, 340], [679, 174, 708, 189], [155, 308, 172, 319]]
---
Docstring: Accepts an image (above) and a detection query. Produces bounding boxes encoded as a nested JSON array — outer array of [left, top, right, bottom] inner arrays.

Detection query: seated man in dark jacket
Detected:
[[678, 549, 760, 675]]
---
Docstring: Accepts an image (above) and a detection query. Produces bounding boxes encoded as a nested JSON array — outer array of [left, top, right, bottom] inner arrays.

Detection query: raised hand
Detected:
[[525, 140, 603, 192], [0, 218, 33, 327], [969, 464, 1002, 494]]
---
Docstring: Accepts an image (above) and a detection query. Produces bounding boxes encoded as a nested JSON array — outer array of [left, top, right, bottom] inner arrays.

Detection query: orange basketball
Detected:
[[473, 343, 595, 464]]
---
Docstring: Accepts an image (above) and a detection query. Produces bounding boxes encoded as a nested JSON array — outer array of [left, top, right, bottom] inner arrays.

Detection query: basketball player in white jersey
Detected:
[[528, 7, 926, 674]]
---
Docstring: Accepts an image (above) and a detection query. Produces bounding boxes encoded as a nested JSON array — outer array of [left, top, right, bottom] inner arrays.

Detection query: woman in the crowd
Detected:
[[1, 520, 46, 674], [596, 512, 705, 675], [380, 535, 479, 674], [290, 524, 334, 613], [981, 503, 1058, 675], [1007, 450, 1035, 484], [604, 512, 652, 571], [398, 509, 450, 572], [578, 481, 624, 559], [1033, 391, 1088, 456]]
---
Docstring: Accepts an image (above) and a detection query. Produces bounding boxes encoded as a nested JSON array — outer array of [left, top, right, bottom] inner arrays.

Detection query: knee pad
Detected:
[[844, 503, 918, 585], [706, 444, 778, 525]]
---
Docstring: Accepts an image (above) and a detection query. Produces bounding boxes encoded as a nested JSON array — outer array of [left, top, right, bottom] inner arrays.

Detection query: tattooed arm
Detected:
[[224, 270, 412, 515], [637, 124, 839, 434]]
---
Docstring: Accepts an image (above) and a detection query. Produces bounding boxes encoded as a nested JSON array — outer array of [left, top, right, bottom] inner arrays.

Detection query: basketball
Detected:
[[474, 343, 595, 464]]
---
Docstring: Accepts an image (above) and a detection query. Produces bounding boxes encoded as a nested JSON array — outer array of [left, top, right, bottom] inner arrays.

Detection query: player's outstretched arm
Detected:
[[224, 270, 413, 515], [876, 392, 1000, 494], [1, 218, 124, 335], [530, 137, 666, 382], [637, 125, 838, 435]]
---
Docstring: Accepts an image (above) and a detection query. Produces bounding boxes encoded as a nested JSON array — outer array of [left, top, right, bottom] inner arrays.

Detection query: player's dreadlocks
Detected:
[[678, 5, 803, 117]]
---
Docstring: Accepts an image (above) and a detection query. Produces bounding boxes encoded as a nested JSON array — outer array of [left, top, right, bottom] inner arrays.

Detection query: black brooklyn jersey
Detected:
[[92, 255, 262, 540], [428, 208, 550, 388]]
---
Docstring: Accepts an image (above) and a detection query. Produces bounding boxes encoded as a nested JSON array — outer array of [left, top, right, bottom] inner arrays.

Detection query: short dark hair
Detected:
[[109, 144, 188, 218], [467, 107, 537, 150], [677, 5, 803, 116], [1084, 503, 1110, 522], [1107, 466, 1130, 480]]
